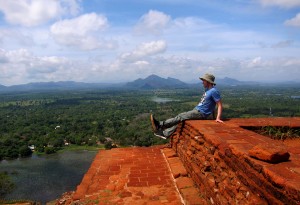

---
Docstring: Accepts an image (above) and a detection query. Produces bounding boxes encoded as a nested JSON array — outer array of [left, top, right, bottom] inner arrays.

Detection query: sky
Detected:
[[0, 0, 299, 86]]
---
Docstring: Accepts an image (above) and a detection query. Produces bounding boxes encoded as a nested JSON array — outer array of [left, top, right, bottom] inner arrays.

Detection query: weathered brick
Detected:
[[249, 143, 290, 163], [173, 118, 300, 205], [57, 118, 300, 205]]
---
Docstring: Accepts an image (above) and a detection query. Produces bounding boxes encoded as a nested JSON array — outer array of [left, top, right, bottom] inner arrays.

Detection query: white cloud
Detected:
[[5, 49, 33, 63], [50, 13, 112, 50], [258, 0, 300, 8], [245, 56, 263, 68], [51, 13, 107, 37], [285, 13, 300, 27], [0, 0, 80, 27], [0, 28, 37, 48], [0, 48, 77, 85], [134, 10, 171, 35], [227, 56, 300, 82], [134, 61, 149, 66], [120, 40, 167, 62], [28, 56, 69, 75], [172, 17, 218, 30], [0, 48, 9, 63]]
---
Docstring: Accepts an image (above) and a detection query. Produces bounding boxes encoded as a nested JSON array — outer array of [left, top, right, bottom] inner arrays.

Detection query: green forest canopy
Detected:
[[0, 85, 299, 160]]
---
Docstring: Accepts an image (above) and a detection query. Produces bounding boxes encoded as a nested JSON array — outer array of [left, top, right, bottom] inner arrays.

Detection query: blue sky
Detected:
[[0, 0, 299, 86]]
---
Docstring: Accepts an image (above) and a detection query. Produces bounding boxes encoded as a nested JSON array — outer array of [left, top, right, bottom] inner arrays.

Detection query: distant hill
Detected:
[[188, 77, 256, 88], [0, 75, 299, 92], [0, 81, 124, 92], [10, 81, 93, 90], [216, 77, 300, 87], [126, 74, 188, 89], [217, 77, 243, 85], [216, 77, 258, 85]]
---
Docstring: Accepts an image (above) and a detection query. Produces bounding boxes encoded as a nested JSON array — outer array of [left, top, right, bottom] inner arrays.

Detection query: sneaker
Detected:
[[154, 130, 167, 140], [150, 114, 160, 132]]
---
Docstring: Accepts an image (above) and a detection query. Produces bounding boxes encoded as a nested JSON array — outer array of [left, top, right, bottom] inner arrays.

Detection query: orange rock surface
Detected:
[[56, 146, 204, 205], [55, 117, 300, 205]]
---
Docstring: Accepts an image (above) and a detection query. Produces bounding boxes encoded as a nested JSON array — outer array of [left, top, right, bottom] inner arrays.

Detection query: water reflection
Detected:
[[0, 150, 97, 204], [291, 96, 300, 99], [151, 96, 177, 103]]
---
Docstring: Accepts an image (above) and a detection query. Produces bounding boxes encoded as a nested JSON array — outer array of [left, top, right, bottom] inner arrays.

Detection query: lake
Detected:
[[291, 96, 300, 99], [151, 96, 177, 103], [0, 150, 97, 204]]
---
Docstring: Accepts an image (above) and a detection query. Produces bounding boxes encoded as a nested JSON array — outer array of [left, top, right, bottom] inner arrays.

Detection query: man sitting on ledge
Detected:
[[150, 73, 224, 139]]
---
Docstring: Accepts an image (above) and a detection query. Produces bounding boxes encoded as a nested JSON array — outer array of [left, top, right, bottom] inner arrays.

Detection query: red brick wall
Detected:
[[170, 118, 300, 205]]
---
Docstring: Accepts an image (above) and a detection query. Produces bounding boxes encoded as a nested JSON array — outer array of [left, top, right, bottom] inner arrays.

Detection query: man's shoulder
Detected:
[[209, 87, 219, 93], [210, 87, 221, 99]]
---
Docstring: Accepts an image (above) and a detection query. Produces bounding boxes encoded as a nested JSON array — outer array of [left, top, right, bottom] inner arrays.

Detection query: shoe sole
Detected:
[[154, 133, 167, 140], [150, 114, 158, 132]]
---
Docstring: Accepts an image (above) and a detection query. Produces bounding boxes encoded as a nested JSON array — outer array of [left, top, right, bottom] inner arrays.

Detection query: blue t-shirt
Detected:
[[195, 87, 221, 116]]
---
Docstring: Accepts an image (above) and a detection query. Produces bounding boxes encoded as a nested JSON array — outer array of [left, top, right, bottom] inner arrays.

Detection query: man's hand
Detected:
[[215, 119, 224, 123]]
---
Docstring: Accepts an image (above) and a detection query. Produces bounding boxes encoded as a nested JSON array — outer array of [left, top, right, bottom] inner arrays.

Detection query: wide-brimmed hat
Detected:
[[199, 73, 216, 85]]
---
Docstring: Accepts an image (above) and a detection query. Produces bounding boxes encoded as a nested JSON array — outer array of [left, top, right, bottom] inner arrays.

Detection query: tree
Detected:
[[44, 147, 56, 154], [104, 141, 113, 150], [4, 148, 19, 159], [19, 145, 32, 157]]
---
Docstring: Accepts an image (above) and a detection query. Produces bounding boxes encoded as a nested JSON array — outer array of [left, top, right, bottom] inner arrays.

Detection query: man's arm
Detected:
[[215, 100, 224, 123]]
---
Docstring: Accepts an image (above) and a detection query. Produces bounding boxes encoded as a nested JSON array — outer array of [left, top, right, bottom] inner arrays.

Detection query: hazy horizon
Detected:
[[1, 74, 299, 87]]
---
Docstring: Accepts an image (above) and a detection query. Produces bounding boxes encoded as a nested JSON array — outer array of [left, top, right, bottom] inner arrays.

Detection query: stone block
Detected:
[[248, 143, 290, 163], [180, 187, 207, 205], [175, 177, 195, 189]]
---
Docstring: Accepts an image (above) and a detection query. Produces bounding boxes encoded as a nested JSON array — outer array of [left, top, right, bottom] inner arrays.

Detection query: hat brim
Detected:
[[200, 77, 216, 85]]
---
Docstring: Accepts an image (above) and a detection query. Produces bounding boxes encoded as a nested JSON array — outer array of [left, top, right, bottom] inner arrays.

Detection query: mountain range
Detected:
[[126, 74, 189, 89], [0, 74, 298, 92]]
